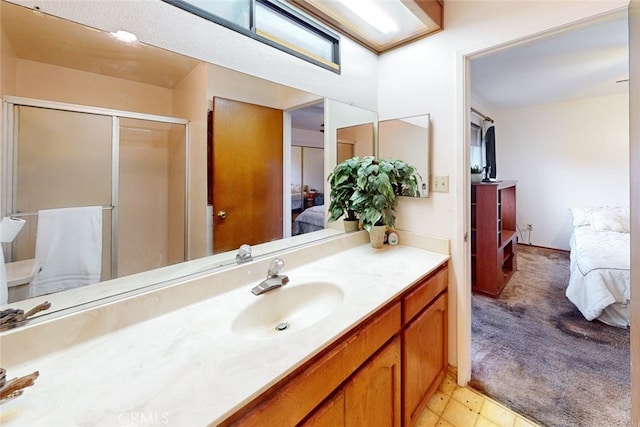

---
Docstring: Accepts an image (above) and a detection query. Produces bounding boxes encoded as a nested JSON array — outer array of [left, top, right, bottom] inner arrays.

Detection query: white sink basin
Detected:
[[231, 282, 344, 339]]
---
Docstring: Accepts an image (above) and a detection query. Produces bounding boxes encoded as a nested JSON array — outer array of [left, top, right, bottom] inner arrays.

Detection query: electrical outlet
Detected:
[[432, 175, 449, 193]]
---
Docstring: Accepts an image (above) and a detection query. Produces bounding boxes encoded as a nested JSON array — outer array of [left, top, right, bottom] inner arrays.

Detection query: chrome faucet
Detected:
[[251, 258, 289, 295], [236, 244, 253, 264]]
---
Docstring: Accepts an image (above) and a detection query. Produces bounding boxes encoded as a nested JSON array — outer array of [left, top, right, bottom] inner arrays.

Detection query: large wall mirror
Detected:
[[0, 0, 377, 320], [378, 114, 431, 198]]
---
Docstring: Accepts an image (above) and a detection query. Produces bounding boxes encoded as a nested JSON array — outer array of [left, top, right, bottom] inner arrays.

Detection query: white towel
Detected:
[[30, 206, 103, 297]]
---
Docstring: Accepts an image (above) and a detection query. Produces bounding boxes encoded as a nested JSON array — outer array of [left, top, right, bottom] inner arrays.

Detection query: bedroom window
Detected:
[[162, 0, 341, 72], [470, 122, 485, 170]]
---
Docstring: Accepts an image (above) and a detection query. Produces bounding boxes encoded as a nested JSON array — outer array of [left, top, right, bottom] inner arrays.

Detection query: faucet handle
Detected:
[[236, 244, 253, 264], [267, 258, 284, 278]]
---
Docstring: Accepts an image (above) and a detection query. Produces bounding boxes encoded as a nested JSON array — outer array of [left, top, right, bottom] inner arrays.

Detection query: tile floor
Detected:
[[416, 374, 540, 427]]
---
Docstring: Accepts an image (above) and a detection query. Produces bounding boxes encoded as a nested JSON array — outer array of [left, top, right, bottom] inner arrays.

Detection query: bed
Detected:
[[566, 206, 630, 328], [293, 205, 325, 235]]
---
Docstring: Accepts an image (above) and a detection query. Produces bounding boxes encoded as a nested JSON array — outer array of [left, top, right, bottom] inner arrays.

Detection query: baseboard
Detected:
[[516, 243, 569, 254]]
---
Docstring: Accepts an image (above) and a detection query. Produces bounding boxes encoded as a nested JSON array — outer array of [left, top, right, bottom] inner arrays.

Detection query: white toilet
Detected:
[[6, 258, 37, 302]]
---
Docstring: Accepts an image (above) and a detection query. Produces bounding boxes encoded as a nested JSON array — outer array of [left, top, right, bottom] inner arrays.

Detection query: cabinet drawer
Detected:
[[403, 265, 447, 323]]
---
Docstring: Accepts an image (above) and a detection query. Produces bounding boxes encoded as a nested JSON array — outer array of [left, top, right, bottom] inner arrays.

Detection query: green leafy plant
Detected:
[[471, 164, 483, 174], [327, 157, 361, 222], [389, 159, 420, 197], [351, 156, 420, 231]]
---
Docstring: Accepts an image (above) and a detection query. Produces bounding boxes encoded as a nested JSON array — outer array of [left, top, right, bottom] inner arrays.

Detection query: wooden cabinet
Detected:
[[402, 267, 448, 427], [305, 337, 401, 427], [302, 389, 346, 427], [344, 337, 401, 427], [471, 181, 518, 297], [222, 303, 401, 427], [222, 263, 448, 427]]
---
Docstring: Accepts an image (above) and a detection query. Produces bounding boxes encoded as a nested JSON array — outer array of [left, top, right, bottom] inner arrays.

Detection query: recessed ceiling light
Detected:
[[111, 30, 138, 43]]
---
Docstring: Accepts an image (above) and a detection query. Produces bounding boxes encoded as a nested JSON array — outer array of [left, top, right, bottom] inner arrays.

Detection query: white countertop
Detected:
[[0, 234, 448, 426]]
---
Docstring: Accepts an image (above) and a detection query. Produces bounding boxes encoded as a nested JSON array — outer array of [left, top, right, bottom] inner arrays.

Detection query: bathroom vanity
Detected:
[[0, 231, 449, 426], [223, 263, 448, 426]]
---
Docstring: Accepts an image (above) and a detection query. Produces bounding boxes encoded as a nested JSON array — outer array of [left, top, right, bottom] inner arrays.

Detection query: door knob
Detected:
[[217, 210, 227, 219]]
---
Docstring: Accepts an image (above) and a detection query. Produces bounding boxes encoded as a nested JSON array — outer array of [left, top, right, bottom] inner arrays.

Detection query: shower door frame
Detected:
[[2, 96, 190, 279]]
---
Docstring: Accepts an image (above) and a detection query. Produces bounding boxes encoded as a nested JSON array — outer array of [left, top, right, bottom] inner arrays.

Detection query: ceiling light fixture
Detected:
[[111, 30, 138, 43], [336, 0, 398, 35], [291, 0, 442, 53]]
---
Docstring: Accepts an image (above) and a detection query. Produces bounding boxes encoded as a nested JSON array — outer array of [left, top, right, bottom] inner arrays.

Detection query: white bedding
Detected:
[[292, 193, 302, 210], [291, 184, 303, 211], [565, 224, 630, 328]]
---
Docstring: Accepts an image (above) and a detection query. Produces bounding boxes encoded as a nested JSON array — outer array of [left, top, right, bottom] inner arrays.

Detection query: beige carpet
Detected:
[[470, 244, 631, 427]]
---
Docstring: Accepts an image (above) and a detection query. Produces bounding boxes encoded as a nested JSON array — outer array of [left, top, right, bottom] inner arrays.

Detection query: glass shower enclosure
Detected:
[[2, 97, 188, 285]]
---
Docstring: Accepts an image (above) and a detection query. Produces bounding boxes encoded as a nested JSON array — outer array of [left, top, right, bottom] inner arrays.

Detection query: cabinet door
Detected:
[[403, 293, 447, 426], [302, 390, 346, 427], [345, 336, 401, 427]]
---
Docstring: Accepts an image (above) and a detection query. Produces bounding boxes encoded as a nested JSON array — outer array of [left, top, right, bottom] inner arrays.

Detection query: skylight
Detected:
[[288, 0, 443, 53]]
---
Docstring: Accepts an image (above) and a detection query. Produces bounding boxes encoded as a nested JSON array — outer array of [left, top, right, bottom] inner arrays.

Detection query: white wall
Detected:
[[628, 1, 639, 422], [302, 147, 324, 194], [378, 0, 629, 370], [496, 93, 629, 250]]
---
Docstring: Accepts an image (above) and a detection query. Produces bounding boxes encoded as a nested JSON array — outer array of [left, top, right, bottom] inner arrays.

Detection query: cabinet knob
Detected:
[[217, 210, 227, 219]]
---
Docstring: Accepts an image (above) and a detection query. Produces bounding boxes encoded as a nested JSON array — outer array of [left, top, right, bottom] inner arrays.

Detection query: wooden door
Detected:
[[211, 97, 283, 253]]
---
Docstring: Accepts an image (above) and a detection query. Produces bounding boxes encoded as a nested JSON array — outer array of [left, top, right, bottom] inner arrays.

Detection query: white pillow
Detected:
[[569, 206, 629, 228], [569, 207, 595, 227], [590, 210, 630, 233]]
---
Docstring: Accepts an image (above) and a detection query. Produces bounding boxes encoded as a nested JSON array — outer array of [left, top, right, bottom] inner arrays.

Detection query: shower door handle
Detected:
[[217, 210, 227, 219]]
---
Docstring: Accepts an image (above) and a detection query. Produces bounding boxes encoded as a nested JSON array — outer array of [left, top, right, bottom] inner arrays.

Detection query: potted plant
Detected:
[[471, 164, 483, 183], [389, 159, 421, 197], [352, 156, 420, 248], [327, 157, 361, 232]]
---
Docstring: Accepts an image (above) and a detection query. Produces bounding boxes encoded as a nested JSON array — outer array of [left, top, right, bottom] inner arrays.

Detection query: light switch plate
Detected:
[[432, 175, 449, 192]]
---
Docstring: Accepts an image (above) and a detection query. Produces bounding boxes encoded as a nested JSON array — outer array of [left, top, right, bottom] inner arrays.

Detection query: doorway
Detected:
[[288, 101, 325, 236], [464, 9, 630, 425]]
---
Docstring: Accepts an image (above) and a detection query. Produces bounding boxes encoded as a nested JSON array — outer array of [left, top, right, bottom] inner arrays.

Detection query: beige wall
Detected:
[[1, 22, 17, 97], [15, 59, 173, 116], [173, 62, 208, 260], [337, 123, 375, 159]]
